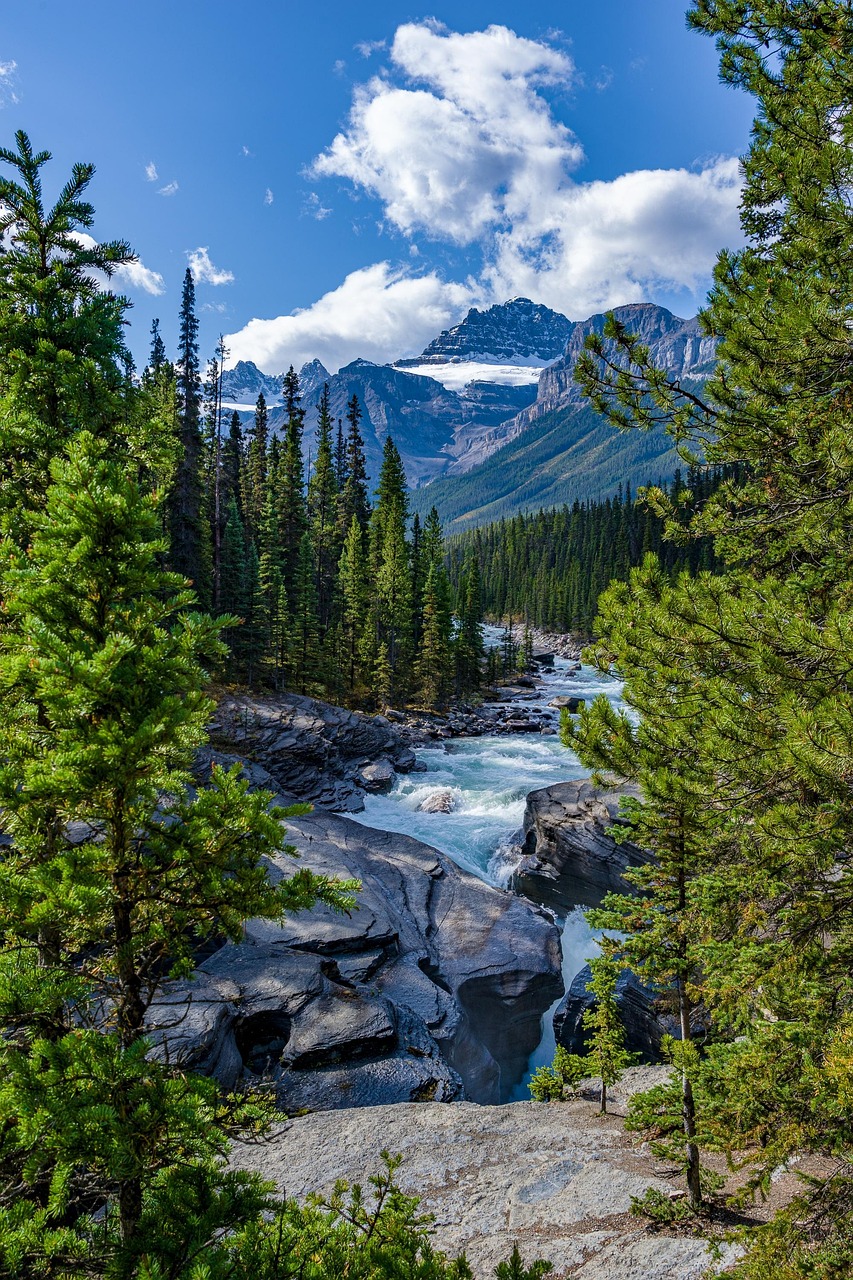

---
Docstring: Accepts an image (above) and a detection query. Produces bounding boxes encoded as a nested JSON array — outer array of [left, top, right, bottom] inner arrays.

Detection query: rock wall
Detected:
[[514, 779, 650, 911]]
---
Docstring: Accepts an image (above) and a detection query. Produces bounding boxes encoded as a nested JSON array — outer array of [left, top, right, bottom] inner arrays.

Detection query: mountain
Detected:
[[220, 360, 284, 407], [410, 304, 716, 531], [219, 356, 537, 488], [396, 297, 573, 365]]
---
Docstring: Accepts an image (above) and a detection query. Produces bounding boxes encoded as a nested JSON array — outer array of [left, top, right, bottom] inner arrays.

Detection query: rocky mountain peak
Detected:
[[397, 298, 574, 366]]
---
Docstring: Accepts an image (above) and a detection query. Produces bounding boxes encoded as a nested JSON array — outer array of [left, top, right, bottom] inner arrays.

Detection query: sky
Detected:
[[1, 1, 755, 375]]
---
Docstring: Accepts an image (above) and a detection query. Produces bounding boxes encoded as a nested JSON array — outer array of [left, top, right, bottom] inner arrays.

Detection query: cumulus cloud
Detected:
[[264, 187, 274, 205], [187, 246, 234, 286], [312, 23, 580, 245], [145, 161, 158, 182], [158, 180, 179, 197], [309, 21, 742, 317], [226, 262, 477, 374]]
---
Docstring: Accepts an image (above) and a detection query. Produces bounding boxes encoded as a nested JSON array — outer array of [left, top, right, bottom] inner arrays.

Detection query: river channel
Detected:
[[349, 628, 626, 1100]]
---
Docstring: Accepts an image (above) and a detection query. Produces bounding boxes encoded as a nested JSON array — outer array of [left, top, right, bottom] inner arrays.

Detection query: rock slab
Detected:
[[230, 1087, 719, 1279]]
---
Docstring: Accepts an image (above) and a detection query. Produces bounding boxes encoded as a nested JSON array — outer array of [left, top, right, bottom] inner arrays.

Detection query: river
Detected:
[[349, 628, 626, 1100]]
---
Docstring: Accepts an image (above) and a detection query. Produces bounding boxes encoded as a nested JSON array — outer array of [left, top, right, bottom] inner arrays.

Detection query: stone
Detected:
[[229, 1081, 719, 1279], [206, 690, 420, 812], [146, 779, 563, 1109], [550, 694, 585, 712], [417, 788, 456, 813], [514, 779, 651, 911], [357, 758, 396, 792]]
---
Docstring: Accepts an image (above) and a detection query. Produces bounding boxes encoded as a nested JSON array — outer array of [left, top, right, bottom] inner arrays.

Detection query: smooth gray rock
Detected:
[[357, 759, 396, 793], [207, 691, 419, 812], [514, 779, 650, 911], [229, 1082, 719, 1279], [147, 785, 563, 1109]]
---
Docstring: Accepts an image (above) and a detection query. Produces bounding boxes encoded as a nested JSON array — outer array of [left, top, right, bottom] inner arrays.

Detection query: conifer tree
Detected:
[[308, 384, 340, 637], [455, 556, 484, 697], [580, 955, 637, 1115], [0, 132, 137, 528], [279, 366, 307, 602], [339, 514, 370, 698], [338, 394, 370, 536], [168, 266, 209, 605], [245, 390, 269, 539]]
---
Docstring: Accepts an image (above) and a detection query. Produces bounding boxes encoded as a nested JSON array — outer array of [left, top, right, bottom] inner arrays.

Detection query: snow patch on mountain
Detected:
[[397, 360, 547, 392]]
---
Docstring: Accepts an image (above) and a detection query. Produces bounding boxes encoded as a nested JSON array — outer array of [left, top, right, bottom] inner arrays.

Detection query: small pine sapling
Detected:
[[581, 954, 638, 1114]]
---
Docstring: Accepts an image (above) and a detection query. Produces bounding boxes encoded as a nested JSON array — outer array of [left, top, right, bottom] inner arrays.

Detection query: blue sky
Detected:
[[1, 1, 754, 374]]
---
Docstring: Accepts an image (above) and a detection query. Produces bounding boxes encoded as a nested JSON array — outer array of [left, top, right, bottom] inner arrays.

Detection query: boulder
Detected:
[[550, 695, 585, 712], [147, 769, 563, 1109], [357, 758, 396, 793], [417, 788, 456, 813], [514, 780, 650, 911], [229, 1081, 724, 1279], [208, 691, 420, 812]]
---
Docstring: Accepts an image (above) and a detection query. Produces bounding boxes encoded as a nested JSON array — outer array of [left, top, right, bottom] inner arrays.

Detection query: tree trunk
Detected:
[[678, 977, 702, 1210]]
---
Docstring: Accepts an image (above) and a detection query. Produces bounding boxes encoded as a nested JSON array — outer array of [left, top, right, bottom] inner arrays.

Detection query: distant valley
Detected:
[[222, 298, 716, 530]]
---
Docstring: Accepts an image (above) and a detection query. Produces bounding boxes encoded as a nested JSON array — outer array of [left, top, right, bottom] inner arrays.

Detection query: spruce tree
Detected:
[[167, 266, 209, 605], [308, 384, 340, 637], [338, 394, 370, 537]]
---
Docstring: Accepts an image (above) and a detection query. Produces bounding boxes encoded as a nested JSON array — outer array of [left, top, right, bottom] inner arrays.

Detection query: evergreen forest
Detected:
[[148, 278, 482, 712], [0, 1, 853, 1278], [445, 468, 731, 634]]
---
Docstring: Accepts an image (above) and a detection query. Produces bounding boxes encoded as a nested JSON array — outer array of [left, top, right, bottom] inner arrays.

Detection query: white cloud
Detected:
[[264, 187, 274, 205], [226, 262, 477, 374], [145, 161, 159, 182], [305, 191, 331, 220], [242, 144, 253, 157], [158, 180, 179, 197], [114, 259, 166, 296], [312, 23, 580, 246], [187, 246, 234, 286], [71, 232, 165, 296], [356, 39, 386, 57], [308, 21, 742, 320], [0, 60, 19, 106]]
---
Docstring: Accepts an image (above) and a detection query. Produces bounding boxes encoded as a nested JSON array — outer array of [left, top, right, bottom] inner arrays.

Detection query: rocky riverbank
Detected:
[[149, 757, 563, 1109]]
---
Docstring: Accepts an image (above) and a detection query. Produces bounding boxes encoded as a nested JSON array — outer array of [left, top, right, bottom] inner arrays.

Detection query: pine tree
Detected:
[[415, 563, 453, 709], [455, 556, 484, 697], [338, 394, 370, 537], [0, 132, 136, 529], [167, 266, 209, 605], [308, 384, 340, 637], [339, 514, 370, 699], [580, 955, 637, 1115], [245, 390, 269, 539], [279, 366, 307, 603]]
